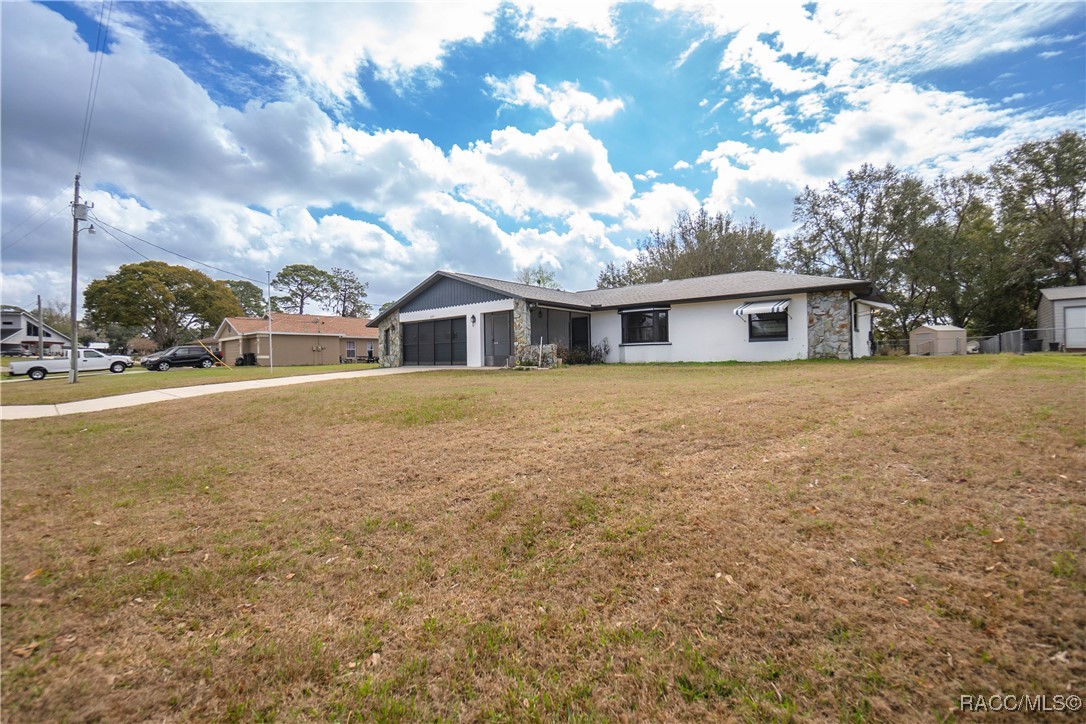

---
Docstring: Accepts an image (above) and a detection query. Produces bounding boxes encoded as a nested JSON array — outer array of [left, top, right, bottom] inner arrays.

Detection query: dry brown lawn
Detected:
[[2, 355, 1083, 721]]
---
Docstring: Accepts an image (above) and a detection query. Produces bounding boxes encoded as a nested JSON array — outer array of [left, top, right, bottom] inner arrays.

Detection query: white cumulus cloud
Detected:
[[450, 123, 634, 219], [182, 1, 501, 106], [486, 72, 625, 123]]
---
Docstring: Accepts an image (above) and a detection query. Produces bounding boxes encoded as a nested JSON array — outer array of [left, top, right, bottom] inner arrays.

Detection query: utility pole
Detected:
[[70, 174, 81, 384], [36, 295, 44, 359], [267, 270, 274, 374], [69, 173, 94, 384]]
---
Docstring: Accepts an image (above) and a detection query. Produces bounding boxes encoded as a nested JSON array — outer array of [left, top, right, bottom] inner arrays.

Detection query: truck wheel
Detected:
[[199, 358, 214, 369], [28, 368, 47, 381], [110, 362, 126, 374], [157, 361, 170, 372]]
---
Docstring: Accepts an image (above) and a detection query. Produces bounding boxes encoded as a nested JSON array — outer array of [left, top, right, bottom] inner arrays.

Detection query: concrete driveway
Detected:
[[1, 366, 461, 420]]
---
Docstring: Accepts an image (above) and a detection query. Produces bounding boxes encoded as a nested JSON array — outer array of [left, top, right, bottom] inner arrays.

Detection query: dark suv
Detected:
[[140, 345, 221, 371]]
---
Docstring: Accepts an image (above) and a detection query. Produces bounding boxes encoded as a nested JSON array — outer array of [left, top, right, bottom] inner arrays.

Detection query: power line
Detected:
[[1, 204, 70, 252], [89, 215, 268, 285], [77, 0, 114, 174], [1, 187, 70, 242], [94, 222, 152, 262]]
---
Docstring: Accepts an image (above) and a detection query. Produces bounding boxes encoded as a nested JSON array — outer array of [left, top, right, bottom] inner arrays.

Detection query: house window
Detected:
[[366, 341, 374, 355], [621, 309, 669, 344], [749, 312, 788, 341], [383, 327, 390, 355], [346, 341, 356, 357]]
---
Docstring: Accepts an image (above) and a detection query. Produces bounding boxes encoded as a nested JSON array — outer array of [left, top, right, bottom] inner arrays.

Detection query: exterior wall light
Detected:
[[470, 315, 476, 326]]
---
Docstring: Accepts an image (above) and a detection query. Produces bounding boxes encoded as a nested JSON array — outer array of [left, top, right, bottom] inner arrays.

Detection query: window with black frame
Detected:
[[621, 309, 669, 344], [749, 311, 788, 341]]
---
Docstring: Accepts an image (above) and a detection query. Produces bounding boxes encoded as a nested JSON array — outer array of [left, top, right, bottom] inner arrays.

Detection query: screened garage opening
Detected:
[[403, 318, 467, 365], [529, 306, 591, 351]]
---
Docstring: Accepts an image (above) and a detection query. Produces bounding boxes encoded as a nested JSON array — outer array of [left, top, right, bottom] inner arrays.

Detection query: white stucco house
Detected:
[[368, 270, 893, 367]]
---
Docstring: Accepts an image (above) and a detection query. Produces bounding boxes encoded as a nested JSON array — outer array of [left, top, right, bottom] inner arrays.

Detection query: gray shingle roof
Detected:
[[450, 270, 871, 309], [446, 272, 588, 307], [574, 270, 871, 308], [1040, 285, 1086, 301]]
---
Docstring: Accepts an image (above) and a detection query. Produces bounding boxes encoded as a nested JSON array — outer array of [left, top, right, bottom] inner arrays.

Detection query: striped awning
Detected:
[[734, 299, 790, 317]]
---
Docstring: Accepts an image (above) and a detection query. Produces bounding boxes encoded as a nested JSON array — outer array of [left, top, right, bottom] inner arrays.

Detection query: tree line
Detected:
[[81, 262, 371, 349], [599, 130, 1085, 337]]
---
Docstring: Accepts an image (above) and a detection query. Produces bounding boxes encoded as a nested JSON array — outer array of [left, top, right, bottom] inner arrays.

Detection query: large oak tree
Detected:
[[785, 164, 936, 336], [990, 130, 1086, 287], [83, 261, 242, 348]]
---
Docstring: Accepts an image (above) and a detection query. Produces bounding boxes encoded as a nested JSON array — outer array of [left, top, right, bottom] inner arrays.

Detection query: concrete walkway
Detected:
[[1, 366, 457, 420]]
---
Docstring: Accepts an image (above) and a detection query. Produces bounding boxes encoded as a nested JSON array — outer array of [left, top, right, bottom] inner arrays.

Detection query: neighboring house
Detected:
[[909, 324, 966, 356], [0, 305, 72, 355], [367, 270, 893, 367], [214, 313, 379, 366], [1037, 285, 1086, 351]]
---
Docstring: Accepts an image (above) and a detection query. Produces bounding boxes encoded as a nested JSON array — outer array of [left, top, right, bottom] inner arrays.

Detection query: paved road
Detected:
[[1, 366, 459, 420]]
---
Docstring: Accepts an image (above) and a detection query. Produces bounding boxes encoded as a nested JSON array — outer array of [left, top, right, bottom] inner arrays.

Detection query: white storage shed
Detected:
[[910, 324, 967, 356]]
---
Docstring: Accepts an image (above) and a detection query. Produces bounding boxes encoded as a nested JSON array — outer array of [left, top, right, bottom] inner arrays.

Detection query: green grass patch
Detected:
[[1, 362, 377, 405]]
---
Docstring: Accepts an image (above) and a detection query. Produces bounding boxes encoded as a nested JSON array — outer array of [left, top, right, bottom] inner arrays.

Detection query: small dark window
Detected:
[[749, 312, 788, 341], [383, 327, 390, 355], [622, 310, 668, 344]]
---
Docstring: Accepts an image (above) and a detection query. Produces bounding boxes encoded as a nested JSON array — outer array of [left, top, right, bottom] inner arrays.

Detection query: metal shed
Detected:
[[1037, 285, 1086, 351], [909, 324, 967, 356]]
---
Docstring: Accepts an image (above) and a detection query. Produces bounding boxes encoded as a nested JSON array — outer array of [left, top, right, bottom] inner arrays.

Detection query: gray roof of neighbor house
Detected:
[[368, 269, 878, 327], [1039, 285, 1086, 302]]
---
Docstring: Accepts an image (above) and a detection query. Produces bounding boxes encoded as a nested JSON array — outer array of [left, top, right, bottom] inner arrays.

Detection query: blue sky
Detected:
[[2, 1, 1083, 314]]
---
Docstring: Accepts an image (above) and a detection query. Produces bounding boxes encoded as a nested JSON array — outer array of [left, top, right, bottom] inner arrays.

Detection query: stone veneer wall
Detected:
[[512, 299, 536, 366], [378, 310, 402, 367], [807, 290, 852, 359], [517, 343, 559, 367]]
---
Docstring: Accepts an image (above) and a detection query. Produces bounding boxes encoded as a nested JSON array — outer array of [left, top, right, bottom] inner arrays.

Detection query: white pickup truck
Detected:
[[8, 349, 134, 381]]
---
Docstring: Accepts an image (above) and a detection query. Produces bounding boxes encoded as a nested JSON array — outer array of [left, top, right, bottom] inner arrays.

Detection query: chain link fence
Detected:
[[977, 327, 1085, 354], [873, 327, 1085, 356]]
